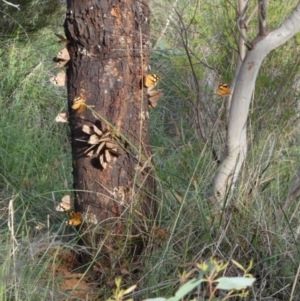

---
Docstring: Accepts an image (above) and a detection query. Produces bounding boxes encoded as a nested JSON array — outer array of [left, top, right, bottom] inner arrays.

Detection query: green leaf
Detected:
[[215, 277, 256, 290], [123, 284, 137, 295], [166, 272, 205, 301], [231, 259, 245, 272]]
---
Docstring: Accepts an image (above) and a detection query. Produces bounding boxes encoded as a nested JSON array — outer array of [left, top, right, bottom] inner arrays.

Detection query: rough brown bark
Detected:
[[64, 0, 156, 267]]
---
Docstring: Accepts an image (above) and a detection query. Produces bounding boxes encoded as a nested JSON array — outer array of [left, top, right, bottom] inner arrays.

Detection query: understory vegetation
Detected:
[[1, 0, 300, 300]]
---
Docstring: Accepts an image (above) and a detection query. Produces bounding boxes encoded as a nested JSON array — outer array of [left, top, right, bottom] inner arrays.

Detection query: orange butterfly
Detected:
[[72, 96, 86, 113], [65, 212, 82, 226], [143, 74, 160, 89], [216, 83, 231, 96]]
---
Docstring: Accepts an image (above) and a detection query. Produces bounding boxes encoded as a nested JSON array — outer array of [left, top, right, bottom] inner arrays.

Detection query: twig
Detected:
[[173, 2, 207, 144], [250, 0, 269, 49], [245, 4, 258, 28], [2, 0, 20, 10], [276, 166, 300, 222], [8, 196, 19, 288], [22, 62, 42, 84], [289, 263, 300, 301], [236, 0, 253, 49], [257, 0, 268, 36]]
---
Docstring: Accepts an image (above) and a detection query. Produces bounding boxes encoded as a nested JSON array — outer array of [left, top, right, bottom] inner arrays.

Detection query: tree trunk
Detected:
[[64, 0, 156, 267], [225, 0, 256, 123], [212, 2, 300, 205]]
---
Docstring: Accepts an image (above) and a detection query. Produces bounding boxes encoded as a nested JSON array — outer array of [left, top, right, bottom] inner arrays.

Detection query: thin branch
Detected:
[[2, 0, 20, 10], [290, 263, 300, 301], [236, 0, 252, 49], [258, 0, 268, 36], [276, 166, 300, 222], [173, 3, 208, 144], [245, 4, 258, 28], [250, 0, 269, 49]]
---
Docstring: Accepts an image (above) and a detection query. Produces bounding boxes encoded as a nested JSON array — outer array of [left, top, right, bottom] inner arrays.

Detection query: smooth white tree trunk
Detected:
[[213, 2, 300, 204]]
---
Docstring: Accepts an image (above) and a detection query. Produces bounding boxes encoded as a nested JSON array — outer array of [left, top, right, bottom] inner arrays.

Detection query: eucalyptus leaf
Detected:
[[166, 272, 204, 301], [215, 277, 256, 290]]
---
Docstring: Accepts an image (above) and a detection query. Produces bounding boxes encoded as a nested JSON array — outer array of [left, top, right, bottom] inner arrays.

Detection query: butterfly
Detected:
[[148, 89, 163, 108], [49, 71, 66, 86], [216, 83, 231, 96], [72, 96, 86, 113], [143, 74, 160, 89], [55, 111, 68, 123], [54, 33, 70, 45], [55, 195, 82, 226], [56, 48, 70, 61], [54, 60, 69, 68], [53, 48, 70, 68], [65, 212, 82, 226], [56, 194, 72, 211]]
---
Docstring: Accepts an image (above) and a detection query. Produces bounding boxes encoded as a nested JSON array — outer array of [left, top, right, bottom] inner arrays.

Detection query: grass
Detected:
[[0, 28, 76, 300], [1, 1, 300, 300]]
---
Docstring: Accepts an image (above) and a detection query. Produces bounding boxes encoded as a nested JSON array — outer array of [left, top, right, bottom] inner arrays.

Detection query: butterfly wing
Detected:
[[55, 194, 72, 211], [216, 83, 231, 96], [72, 96, 86, 112], [77, 104, 86, 113], [143, 74, 160, 88], [50, 71, 66, 86], [56, 48, 70, 61], [65, 212, 82, 226], [55, 112, 68, 123], [54, 59, 69, 68], [148, 89, 163, 108], [55, 71, 66, 86], [54, 33, 70, 45]]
